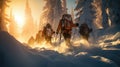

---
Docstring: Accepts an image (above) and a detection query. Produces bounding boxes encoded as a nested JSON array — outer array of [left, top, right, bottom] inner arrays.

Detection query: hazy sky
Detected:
[[9, 0, 75, 22], [9, 0, 45, 22]]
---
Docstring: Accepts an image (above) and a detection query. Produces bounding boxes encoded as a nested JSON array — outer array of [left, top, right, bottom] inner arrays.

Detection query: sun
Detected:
[[14, 13, 24, 28]]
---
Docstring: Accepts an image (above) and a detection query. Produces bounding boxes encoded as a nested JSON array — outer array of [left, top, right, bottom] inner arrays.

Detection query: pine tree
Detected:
[[40, 0, 55, 28], [75, 0, 103, 41], [107, 0, 120, 27], [0, 0, 10, 31], [92, 0, 102, 29], [40, 0, 63, 31], [101, 0, 109, 29], [53, 0, 63, 30], [101, 0, 120, 29], [75, 0, 95, 28], [22, 0, 35, 42]]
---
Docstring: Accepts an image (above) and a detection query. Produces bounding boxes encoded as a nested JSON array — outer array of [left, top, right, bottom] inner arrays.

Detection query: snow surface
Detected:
[[0, 31, 120, 67]]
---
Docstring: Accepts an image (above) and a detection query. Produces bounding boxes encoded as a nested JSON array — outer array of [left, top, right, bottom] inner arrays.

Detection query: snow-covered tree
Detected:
[[0, 0, 10, 31], [92, 0, 102, 29], [75, 0, 120, 40], [22, 0, 35, 42], [101, 0, 120, 29], [75, 0, 104, 42], [53, 0, 63, 30], [75, 0, 96, 28], [101, 0, 109, 29], [40, 0, 56, 30], [40, 0, 63, 31], [107, 0, 120, 27]]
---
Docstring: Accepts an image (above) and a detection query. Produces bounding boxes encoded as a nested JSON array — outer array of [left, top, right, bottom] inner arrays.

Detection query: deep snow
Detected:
[[0, 31, 120, 67]]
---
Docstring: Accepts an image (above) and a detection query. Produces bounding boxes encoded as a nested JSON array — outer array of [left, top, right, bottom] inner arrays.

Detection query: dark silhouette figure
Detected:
[[57, 14, 78, 48], [35, 30, 43, 44], [42, 23, 55, 45], [28, 36, 34, 45], [79, 23, 92, 41]]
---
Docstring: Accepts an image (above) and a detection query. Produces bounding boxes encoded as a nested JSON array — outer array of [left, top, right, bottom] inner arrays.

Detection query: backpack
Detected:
[[61, 19, 71, 30], [46, 27, 52, 36]]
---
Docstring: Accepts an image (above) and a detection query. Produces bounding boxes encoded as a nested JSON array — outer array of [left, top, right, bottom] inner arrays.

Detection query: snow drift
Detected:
[[0, 31, 119, 67]]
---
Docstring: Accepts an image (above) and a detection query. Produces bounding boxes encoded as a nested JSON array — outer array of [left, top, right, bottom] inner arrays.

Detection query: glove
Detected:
[[75, 23, 79, 27]]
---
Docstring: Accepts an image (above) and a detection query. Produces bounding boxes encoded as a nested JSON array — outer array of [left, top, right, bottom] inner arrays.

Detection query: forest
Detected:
[[0, 0, 120, 67]]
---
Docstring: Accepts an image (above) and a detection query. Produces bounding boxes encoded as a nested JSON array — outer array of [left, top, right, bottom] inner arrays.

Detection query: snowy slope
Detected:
[[0, 31, 35, 67], [0, 31, 120, 67]]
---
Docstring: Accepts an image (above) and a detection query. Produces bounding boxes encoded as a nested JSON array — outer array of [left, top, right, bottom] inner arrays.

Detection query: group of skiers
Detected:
[[39, 14, 92, 48]]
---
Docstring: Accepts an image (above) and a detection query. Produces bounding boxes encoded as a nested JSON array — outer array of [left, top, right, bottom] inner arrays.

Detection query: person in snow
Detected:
[[28, 36, 34, 45], [56, 14, 79, 48], [35, 30, 43, 44], [79, 23, 92, 41], [42, 23, 55, 45]]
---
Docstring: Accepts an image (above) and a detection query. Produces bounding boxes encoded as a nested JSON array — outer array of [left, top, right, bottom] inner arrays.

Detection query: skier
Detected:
[[35, 30, 43, 44], [79, 23, 92, 41], [42, 23, 55, 45], [28, 36, 34, 45], [56, 14, 79, 48]]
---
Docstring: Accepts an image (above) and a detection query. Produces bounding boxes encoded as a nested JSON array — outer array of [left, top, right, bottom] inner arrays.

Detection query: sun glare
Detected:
[[14, 13, 24, 28]]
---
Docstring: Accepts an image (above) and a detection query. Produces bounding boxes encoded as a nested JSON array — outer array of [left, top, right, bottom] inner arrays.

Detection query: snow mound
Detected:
[[0, 31, 35, 67], [0, 31, 119, 67], [98, 32, 120, 48]]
